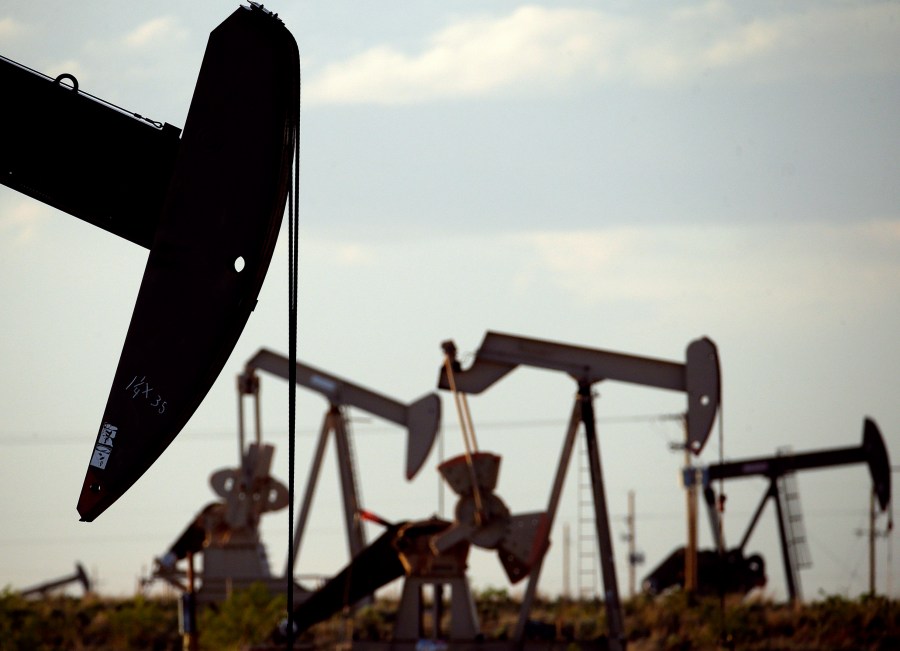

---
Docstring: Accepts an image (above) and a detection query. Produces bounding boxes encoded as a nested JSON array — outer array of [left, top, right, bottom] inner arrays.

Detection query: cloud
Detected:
[[307, 6, 618, 104], [510, 220, 900, 321], [333, 242, 376, 266], [862, 220, 900, 242], [306, 239, 378, 267], [306, 2, 900, 105], [122, 16, 187, 49], [0, 16, 25, 39], [44, 58, 87, 84], [0, 199, 49, 246]]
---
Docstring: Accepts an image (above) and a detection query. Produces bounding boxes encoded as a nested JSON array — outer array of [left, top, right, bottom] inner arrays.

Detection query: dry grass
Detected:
[[2, 585, 898, 650]]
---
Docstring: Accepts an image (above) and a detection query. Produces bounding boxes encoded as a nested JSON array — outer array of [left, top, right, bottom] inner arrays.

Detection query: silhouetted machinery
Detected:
[[151, 440, 295, 604], [642, 547, 766, 597], [0, 3, 300, 521], [278, 451, 548, 645], [276, 332, 720, 651], [645, 418, 892, 600], [240, 348, 440, 573], [147, 349, 440, 606], [20, 563, 93, 598], [439, 332, 719, 651]]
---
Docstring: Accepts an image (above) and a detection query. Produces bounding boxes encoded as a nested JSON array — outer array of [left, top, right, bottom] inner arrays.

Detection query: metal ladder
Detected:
[[577, 432, 598, 599], [776, 447, 812, 600]]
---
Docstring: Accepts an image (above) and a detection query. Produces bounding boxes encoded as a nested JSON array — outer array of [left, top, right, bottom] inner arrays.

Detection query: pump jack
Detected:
[[239, 348, 441, 576], [0, 5, 300, 521], [20, 563, 92, 598], [691, 417, 891, 602], [265, 334, 718, 650], [438, 331, 721, 651], [147, 349, 439, 606], [272, 453, 550, 648]]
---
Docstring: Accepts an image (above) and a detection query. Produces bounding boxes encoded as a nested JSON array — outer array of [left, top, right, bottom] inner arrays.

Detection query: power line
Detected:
[[0, 412, 685, 446]]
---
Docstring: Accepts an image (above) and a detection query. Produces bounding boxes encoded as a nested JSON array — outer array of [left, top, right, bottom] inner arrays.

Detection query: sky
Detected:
[[1, 0, 898, 608]]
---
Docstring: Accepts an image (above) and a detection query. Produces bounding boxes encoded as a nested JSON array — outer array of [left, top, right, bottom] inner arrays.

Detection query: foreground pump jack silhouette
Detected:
[[0, 4, 300, 521], [666, 417, 891, 602]]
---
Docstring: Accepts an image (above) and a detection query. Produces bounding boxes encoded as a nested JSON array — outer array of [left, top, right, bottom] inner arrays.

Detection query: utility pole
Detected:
[[627, 491, 636, 598], [563, 522, 571, 600], [869, 488, 876, 596], [624, 490, 645, 599], [181, 552, 198, 651], [684, 424, 698, 594]]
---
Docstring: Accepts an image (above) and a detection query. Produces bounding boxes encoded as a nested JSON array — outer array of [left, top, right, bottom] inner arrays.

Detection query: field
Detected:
[[1, 585, 898, 650]]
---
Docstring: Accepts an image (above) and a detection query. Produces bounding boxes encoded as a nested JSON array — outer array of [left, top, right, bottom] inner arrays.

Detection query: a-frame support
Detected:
[[510, 382, 626, 646], [291, 405, 367, 566], [719, 477, 803, 601]]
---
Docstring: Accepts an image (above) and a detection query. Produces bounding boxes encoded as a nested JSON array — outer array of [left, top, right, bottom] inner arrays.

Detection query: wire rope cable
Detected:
[[285, 54, 302, 651], [441, 352, 485, 526]]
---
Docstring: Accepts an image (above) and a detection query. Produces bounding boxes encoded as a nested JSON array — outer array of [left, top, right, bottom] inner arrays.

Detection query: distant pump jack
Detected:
[[673, 417, 892, 602], [437, 331, 722, 651]]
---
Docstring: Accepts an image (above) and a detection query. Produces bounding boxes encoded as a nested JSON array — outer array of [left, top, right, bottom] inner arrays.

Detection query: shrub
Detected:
[[197, 582, 285, 651]]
